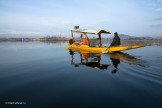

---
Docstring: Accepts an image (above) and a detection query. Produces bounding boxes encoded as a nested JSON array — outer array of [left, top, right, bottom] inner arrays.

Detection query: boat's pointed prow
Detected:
[[102, 44, 144, 53], [65, 41, 70, 46], [130, 44, 145, 49]]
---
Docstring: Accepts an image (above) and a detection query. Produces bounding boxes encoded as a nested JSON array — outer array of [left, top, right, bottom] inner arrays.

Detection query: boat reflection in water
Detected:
[[69, 49, 110, 70], [67, 49, 146, 74]]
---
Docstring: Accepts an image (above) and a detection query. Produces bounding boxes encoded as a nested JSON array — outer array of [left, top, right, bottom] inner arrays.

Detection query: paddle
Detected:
[[102, 46, 110, 53]]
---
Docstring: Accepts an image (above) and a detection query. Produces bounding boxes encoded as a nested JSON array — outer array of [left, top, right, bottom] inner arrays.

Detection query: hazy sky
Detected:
[[0, 0, 162, 37]]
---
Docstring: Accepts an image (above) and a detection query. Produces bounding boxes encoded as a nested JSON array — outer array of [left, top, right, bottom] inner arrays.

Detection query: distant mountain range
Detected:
[[110, 34, 156, 40]]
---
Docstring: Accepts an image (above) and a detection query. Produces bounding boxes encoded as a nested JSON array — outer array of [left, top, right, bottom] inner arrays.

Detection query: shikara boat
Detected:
[[66, 27, 144, 53]]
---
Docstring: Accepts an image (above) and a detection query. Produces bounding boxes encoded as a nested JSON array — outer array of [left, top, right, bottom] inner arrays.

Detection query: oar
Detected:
[[102, 46, 110, 53]]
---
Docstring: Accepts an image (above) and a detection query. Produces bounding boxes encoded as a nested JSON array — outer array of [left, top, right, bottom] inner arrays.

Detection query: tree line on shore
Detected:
[[0, 36, 69, 42], [0, 36, 162, 42]]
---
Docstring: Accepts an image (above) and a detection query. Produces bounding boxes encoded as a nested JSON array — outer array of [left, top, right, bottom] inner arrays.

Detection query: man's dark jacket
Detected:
[[110, 36, 121, 46]]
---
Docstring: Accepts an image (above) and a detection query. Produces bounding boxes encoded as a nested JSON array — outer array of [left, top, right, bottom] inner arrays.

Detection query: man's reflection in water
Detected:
[[69, 50, 76, 67], [110, 57, 120, 74]]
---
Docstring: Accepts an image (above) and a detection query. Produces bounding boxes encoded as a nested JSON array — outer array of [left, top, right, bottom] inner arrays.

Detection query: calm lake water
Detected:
[[0, 42, 162, 108]]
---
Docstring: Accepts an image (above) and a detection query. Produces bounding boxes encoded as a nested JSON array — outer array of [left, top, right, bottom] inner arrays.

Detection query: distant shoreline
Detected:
[[0, 37, 162, 42], [0, 37, 69, 42]]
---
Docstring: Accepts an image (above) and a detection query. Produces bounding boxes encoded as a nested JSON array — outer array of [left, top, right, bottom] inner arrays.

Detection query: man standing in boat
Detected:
[[110, 32, 121, 47]]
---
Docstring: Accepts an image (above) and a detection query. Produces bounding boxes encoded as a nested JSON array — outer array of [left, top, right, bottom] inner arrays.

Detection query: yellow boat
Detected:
[[66, 27, 144, 53]]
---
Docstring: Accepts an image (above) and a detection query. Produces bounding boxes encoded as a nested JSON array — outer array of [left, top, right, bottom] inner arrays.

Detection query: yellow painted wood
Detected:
[[66, 41, 144, 53]]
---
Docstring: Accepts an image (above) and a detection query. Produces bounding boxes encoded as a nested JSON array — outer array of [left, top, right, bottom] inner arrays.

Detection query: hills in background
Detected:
[[118, 34, 154, 40], [109, 34, 162, 40]]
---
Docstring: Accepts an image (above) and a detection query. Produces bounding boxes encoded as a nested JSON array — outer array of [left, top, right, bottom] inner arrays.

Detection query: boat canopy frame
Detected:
[[71, 29, 111, 47]]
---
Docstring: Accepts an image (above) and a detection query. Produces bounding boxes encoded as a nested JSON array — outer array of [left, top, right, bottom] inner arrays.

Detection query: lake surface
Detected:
[[0, 42, 162, 108]]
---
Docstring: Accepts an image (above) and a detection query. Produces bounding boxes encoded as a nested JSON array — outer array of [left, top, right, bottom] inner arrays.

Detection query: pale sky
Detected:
[[0, 0, 162, 37]]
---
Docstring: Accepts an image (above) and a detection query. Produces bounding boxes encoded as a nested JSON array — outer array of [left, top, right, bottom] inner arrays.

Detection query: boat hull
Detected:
[[66, 42, 144, 53]]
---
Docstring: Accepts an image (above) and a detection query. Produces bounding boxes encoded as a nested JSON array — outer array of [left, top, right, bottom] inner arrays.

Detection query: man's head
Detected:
[[114, 32, 118, 36]]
